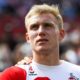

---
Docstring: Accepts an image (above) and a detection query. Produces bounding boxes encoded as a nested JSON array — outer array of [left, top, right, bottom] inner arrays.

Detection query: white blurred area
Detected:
[[0, 44, 12, 71], [0, 43, 32, 71], [11, 43, 32, 65], [20, 43, 32, 57], [60, 22, 80, 65]]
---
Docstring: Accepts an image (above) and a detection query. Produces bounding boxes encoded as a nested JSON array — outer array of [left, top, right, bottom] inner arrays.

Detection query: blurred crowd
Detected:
[[0, 0, 80, 72]]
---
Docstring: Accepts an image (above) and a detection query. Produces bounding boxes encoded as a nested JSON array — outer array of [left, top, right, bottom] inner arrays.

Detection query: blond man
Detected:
[[1, 4, 80, 80]]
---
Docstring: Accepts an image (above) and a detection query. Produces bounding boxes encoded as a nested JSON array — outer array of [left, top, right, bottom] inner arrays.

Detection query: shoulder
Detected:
[[0, 66, 26, 80], [62, 60, 80, 71]]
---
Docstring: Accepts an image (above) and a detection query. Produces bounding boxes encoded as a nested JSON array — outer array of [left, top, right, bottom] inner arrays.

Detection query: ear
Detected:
[[59, 29, 65, 42], [25, 32, 30, 43]]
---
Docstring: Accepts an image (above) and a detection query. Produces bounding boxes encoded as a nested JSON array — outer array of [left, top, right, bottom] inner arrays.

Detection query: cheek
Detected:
[[50, 30, 59, 40], [54, 29, 59, 36], [50, 29, 58, 36], [29, 31, 37, 40]]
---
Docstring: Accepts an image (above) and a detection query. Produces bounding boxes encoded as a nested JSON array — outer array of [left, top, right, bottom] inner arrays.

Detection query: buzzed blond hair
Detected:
[[25, 4, 63, 30]]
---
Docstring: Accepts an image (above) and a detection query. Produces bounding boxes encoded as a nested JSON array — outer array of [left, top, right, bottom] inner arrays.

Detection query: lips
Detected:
[[37, 39, 48, 43]]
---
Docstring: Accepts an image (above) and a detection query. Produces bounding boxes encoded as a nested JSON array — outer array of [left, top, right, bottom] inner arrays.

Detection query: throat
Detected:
[[33, 52, 60, 66]]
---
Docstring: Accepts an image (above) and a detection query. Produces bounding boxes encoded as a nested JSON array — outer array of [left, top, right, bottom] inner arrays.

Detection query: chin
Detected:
[[36, 46, 49, 52]]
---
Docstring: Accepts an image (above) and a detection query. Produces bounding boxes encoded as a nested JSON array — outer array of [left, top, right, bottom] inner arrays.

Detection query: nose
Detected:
[[38, 25, 46, 36]]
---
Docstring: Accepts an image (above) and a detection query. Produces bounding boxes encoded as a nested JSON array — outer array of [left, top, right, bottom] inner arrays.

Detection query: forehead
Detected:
[[26, 13, 58, 26]]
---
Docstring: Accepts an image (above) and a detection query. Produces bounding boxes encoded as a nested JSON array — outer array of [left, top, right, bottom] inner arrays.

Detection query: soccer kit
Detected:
[[0, 60, 80, 80]]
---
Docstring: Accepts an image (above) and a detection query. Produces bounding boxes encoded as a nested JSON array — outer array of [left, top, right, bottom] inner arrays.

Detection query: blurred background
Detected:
[[0, 0, 80, 72]]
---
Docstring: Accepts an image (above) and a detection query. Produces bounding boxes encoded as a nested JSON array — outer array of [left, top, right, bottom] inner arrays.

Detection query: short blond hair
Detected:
[[25, 4, 63, 30]]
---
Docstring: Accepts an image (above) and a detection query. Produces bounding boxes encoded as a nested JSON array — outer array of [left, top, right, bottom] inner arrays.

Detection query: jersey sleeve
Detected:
[[0, 66, 26, 80]]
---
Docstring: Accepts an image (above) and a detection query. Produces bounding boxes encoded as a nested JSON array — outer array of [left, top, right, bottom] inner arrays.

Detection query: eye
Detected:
[[43, 22, 54, 28], [30, 24, 39, 30]]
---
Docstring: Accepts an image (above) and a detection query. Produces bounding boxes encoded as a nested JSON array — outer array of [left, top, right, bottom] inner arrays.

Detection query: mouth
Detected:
[[37, 39, 48, 43]]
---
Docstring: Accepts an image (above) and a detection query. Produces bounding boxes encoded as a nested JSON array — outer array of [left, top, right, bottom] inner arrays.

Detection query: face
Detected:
[[26, 13, 64, 53]]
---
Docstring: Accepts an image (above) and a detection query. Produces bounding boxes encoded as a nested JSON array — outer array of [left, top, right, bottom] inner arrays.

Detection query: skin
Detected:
[[25, 13, 65, 66]]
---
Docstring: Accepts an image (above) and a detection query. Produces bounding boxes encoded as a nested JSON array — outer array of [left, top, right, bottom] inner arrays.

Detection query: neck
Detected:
[[33, 49, 60, 66]]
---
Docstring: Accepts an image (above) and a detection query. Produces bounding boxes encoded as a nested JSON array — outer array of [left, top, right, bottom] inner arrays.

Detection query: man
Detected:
[[0, 4, 80, 80]]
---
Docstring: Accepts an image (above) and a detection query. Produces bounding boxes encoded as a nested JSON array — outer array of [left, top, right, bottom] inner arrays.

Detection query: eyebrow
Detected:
[[43, 21, 56, 24], [29, 20, 57, 26]]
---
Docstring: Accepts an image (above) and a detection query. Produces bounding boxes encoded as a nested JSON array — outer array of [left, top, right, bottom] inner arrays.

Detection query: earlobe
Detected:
[[59, 29, 65, 41], [25, 33, 30, 43]]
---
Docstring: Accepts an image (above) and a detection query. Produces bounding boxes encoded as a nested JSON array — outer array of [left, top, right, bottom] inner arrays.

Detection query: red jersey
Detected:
[[0, 66, 26, 80]]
